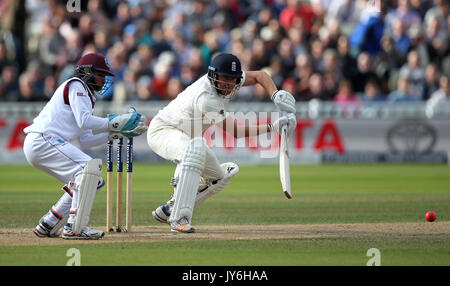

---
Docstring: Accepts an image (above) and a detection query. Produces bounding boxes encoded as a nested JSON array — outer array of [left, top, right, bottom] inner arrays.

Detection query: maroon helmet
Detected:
[[75, 53, 114, 95]]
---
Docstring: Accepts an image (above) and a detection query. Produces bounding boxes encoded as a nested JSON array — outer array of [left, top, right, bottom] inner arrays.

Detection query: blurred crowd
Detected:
[[0, 0, 449, 106]]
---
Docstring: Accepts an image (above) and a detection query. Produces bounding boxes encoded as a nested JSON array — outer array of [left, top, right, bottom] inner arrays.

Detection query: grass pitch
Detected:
[[0, 163, 449, 266]]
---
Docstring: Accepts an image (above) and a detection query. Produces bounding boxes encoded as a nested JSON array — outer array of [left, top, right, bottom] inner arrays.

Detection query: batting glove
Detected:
[[271, 90, 296, 113], [268, 113, 296, 135]]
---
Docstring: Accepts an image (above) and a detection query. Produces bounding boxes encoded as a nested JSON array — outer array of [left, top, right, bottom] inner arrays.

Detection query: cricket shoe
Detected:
[[152, 204, 171, 224], [33, 220, 62, 238], [62, 223, 105, 240], [170, 217, 195, 233]]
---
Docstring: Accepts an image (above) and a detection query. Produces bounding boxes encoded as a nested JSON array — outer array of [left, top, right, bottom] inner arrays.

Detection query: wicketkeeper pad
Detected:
[[73, 158, 102, 234]]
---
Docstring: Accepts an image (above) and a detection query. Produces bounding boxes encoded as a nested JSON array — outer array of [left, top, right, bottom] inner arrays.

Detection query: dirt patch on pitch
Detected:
[[1, 222, 449, 246]]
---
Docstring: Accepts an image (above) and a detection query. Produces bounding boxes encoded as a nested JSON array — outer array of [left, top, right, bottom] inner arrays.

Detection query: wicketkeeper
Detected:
[[23, 53, 147, 240], [148, 53, 297, 233]]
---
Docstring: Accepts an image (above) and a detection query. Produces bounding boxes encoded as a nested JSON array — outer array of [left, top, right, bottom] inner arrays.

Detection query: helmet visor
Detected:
[[77, 66, 114, 96], [208, 74, 242, 99]]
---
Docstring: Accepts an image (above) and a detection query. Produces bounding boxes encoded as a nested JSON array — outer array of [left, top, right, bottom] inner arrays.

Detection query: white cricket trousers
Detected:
[[23, 132, 93, 226], [147, 125, 224, 181], [23, 132, 92, 183]]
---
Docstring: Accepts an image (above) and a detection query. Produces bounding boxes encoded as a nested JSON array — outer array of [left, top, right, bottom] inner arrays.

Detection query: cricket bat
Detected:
[[279, 124, 292, 199]]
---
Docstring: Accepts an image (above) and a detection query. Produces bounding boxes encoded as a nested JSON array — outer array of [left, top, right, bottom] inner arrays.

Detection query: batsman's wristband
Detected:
[[271, 90, 279, 101]]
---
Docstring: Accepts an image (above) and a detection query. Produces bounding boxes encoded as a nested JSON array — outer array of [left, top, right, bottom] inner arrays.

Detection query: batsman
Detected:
[[148, 53, 297, 233], [23, 53, 147, 240]]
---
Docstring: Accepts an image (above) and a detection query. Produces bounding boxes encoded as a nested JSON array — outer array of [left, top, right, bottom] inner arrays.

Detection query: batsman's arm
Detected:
[[242, 71, 278, 99], [242, 70, 296, 114], [218, 116, 271, 139], [218, 114, 295, 139]]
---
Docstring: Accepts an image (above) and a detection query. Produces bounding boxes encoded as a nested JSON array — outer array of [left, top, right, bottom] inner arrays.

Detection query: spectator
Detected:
[[306, 73, 330, 101], [327, 0, 361, 34], [93, 28, 110, 55], [123, 24, 139, 55], [278, 37, 296, 78], [373, 35, 405, 88], [115, 2, 131, 28], [353, 52, 378, 93], [280, 0, 316, 34], [398, 50, 425, 98], [293, 53, 314, 99], [310, 38, 326, 73], [391, 18, 411, 56], [166, 77, 185, 100], [43, 74, 57, 99], [1, 66, 20, 100], [0, 0, 27, 73], [424, 15, 448, 64], [334, 79, 360, 106], [267, 55, 284, 88], [17, 72, 46, 102], [422, 63, 441, 100], [362, 79, 386, 102], [135, 75, 152, 101], [0, 41, 13, 73], [410, 0, 434, 19], [424, 0, 449, 33], [385, 0, 422, 36], [150, 53, 174, 99], [323, 48, 343, 83], [212, 0, 239, 31], [287, 27, 307, 57], [38, 15, 65, 69], [336, 35, 357, 80], [0, 0, 448, 104], [427, 75, 450, 105], [281, 77, 297, 98], [323, 71, 339, 99], [349, 2, 384, 55], [249, 37, 271, 70], [200, 30, 220, 66], [388, 76, 421, 102], [122, 68, 138, 98], [0, 80, 5, 101]]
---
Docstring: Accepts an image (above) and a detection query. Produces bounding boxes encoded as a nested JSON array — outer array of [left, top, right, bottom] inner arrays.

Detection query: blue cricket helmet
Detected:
[[207, 53, 243, 99]]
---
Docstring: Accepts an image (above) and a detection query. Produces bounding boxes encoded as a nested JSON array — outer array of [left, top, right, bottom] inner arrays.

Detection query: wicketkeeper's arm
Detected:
[[78, 130, 110, 149]]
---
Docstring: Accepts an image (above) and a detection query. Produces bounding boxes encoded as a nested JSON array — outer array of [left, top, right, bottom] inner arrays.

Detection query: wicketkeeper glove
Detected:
[[271, 90, 296, 113], [268, 113, 296, 135], [108, 132, 124, 141], [108, 110, 148, 138]]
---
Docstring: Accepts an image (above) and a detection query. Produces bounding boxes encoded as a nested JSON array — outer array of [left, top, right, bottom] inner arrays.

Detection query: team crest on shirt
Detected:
[[56, 138, 67, 146]]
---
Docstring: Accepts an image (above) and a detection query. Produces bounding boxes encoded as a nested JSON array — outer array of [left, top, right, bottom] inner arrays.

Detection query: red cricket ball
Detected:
[[425, 211, 436, 222]]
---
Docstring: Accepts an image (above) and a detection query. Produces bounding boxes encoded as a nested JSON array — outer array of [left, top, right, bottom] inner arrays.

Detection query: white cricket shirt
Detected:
[[152, 73, 245, 137], [24, 77, 109, 143]]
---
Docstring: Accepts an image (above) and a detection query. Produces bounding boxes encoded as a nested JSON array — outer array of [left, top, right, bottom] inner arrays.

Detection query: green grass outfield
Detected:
[[0, 163, 449, 266]]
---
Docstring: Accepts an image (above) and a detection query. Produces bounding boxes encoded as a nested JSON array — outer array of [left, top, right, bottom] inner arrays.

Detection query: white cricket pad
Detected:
[[195, 162, 239, 205], [169, 138, 206, 224], [73, 159, 102, 234]]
